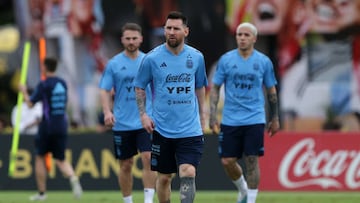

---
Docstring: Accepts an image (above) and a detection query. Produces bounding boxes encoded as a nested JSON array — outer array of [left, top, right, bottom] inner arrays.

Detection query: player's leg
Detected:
[[179, 164, 196, 203], [151, 131, 177, 203], [243, 155, 259, 203], [113, 131, 138, 203], [137, 129, 156, 203], [156, 173, 173, 203], [29, 155, 48, 201], [219, 125, 247, 203], [176, 135, 204, 203], [119, 158, 134, 202], [55, 159, 82, 198], [221, 157, 248, 203], [243, 124, 265, 203], [30, 133, 48, 201], [53, 134, 82, 198]]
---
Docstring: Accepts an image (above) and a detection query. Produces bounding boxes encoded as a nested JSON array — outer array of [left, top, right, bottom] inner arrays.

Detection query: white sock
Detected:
[[144, 188, 155, 203], [123, 195, 133, 203], [246, 189, 258, 203], [232, 175, 248, 192], [70, 175, 78, 182]]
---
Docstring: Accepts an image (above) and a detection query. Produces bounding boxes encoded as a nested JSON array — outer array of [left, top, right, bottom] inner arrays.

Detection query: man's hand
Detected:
[[140, 113, 154, 134], [18, 84, 27, 94], [267, 117, 280, 137], [209, 116, 220, 135], [103, 111, 115, 127]]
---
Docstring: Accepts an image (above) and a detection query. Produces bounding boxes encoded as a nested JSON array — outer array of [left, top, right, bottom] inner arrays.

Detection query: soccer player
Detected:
[[19, 57, 82, 201], [209, 22, 280, 203], [99, 22, 156, 203], [135, 11, 208, 203]]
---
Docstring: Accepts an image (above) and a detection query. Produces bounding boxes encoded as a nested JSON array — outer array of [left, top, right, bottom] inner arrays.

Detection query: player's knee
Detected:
[[179, 164, 196, 177], [157, 174, 173, 186], [140, 152, 152, 166], [120, 159, 133, 172], [221, 157, 237, 167]]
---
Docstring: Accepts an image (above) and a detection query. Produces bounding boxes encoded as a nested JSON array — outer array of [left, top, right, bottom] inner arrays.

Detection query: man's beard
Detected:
[[166, 38, 180, 48], [239, 44, 251, 52], [126, 45, 138, 52]]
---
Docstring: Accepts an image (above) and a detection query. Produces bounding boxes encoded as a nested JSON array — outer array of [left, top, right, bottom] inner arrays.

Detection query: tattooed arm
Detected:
[[135, 87, 154, 134], [209, 84, 221, 134], [267, 86, 280, 136]]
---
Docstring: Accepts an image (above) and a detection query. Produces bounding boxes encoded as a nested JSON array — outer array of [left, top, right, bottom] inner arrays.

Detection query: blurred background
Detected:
[[1, 0, 360, 193], [0, 0, 360, 133]]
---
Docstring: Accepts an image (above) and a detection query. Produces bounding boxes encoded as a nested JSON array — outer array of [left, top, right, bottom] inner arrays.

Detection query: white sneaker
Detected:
[[237, 181, 247, 203], [29, 193, 47, 201], [237, 192, 247, 203], [236, 177, 248, 203], [70, 176, 83, 199]]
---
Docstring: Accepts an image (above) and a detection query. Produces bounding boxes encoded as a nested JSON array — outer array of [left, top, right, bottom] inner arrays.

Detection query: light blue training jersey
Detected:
[[212, 49, 277, 126], [135, 44, 208, 138], [99, 51, 152, 131]]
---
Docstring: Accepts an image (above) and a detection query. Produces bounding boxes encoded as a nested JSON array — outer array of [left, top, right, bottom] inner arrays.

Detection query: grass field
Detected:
[[0, 191, 359, 203]]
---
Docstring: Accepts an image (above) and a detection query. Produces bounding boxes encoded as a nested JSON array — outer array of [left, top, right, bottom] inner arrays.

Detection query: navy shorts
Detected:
[[151, 131, 204, 174], [113, 129, 152, 160], [218, 124, 265, 158], [35, 126, 67, 160]]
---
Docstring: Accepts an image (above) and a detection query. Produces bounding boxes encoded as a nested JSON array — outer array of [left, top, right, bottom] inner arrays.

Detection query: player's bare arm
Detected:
[[19, 84, 34, 108], [135, 87, 146, 115], [209, 84, 221, 133], [135, 87, 154, 133], [196, 87, 206, 132], [100, 89, 115, 127], [267, 86, 280, 136]]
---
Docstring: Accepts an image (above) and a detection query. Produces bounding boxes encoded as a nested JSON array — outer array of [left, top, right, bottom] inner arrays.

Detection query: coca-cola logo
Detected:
[[279, 138, 360, 189], [166, 73, 191, 83]]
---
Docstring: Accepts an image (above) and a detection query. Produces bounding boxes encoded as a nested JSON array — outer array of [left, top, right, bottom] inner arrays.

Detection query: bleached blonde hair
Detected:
[[236, 22, 258, 36]]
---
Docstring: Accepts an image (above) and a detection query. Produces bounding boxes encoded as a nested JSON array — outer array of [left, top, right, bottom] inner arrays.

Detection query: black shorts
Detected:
[[150, 131, 204, 174], [218, 124, 265, 158], [113, 129, 152, 160], [35, 131, 67, 160]]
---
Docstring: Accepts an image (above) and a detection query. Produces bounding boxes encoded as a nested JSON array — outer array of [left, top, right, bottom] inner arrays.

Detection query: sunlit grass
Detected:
[[0, 191, 359, 203]]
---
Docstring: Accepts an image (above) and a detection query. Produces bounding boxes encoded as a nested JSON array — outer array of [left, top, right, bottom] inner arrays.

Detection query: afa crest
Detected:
[[186, 54, 193, 68], [253, 63, 259, 71]]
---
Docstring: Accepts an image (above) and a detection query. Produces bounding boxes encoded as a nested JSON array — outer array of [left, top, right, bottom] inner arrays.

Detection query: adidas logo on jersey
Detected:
[[160, 62, 167, 68]]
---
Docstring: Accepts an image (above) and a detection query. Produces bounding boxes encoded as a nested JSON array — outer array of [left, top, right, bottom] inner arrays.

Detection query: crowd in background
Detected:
[[0, 0, 360, 133]]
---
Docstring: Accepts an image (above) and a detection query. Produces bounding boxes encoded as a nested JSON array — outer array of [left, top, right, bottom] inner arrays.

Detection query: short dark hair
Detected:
[[44, 57, 57, 72], [121, 22, 142, 35], [166, 11, 187, 26]]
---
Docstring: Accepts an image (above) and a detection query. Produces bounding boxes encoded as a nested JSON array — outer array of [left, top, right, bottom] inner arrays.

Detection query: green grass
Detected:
[[0, 191, 359, 203]]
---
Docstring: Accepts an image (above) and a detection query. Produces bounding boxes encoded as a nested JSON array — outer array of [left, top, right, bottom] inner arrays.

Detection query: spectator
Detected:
[[11, 88, 42, 135]]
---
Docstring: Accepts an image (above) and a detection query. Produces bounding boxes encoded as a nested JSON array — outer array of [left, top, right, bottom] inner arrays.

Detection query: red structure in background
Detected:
[[260, 131, 360, 191]]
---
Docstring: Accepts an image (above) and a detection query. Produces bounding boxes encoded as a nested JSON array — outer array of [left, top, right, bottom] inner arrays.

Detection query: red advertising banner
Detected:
[[260, 132, 360, 191]]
